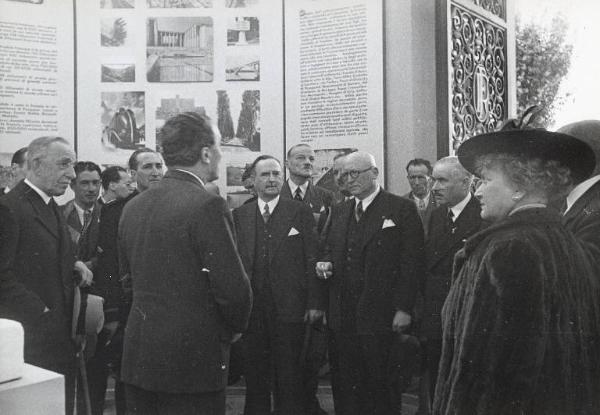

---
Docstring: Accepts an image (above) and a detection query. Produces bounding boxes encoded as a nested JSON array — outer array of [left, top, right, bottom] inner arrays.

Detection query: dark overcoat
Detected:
[[232, 198, 326, 321], [118, 170, 252, 393], [420, 196, 482, 340], [434, 208, 600, 415], [323, 189, 425, 334], [563, 178, 600, 255], [0, 180, 76, 373], [403, 191, 438, 238]]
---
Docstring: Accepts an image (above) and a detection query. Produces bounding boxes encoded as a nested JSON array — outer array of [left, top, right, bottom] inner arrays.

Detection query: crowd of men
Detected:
[[1, 114, 599, 415]]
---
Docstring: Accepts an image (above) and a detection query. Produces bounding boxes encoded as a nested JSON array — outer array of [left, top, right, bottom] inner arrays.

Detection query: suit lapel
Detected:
[[428, 197, 480, 269], [280, 181, 293, 199], [238, 203, 257, 273], [359, 191, 387, 250], [268, 200, 296, 263], [24, 187, 60, 240], [564, 180, 600, 224]]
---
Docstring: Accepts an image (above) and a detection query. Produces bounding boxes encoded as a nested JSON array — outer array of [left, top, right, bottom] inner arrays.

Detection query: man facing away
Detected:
[[0, 136, 92, 415], [317, 151, 425, 414], [118, 112, 252, 414], [233, 155, 326, 415], [404, 158, 436, 237], [418, 156, 483, 413]]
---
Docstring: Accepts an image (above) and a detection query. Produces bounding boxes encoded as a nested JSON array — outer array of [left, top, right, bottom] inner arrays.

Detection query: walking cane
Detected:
[[76, 342, 93, 415]]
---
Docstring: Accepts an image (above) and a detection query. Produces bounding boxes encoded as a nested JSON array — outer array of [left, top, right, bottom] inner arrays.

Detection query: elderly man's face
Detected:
[[32, 142, 76, 196], [254, 159, 283, 201], [343, 156, 377, 200], [431, 163, 469, 207]]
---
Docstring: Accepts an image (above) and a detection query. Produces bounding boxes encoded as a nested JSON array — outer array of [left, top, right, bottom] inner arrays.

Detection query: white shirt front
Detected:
[[258, 195, 280, 216], [287, 179, 308, 199], [357, 184, 381, 212]]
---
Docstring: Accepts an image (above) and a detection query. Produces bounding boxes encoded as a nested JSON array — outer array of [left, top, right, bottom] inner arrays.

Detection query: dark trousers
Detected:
[[329, 330, 399, 415], [124, 383, 225, 415], [240, 312, 306, 415], [422, 338, 442, 413]]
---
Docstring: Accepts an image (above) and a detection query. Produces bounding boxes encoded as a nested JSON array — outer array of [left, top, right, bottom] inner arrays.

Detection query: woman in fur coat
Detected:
[[433, 129, 600, 415]]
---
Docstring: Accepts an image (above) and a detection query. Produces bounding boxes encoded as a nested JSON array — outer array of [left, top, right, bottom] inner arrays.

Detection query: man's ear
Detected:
[[372, 167, 379, 178], [129, 170, 137, 182], [200, 146, 211, 164]]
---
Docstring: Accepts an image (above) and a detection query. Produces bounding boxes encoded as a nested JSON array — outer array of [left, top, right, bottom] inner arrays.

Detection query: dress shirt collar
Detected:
[[565, 175, 600, 214], [174, 169, 205, 187], [258, 195, 280, 215], [3, 186, 10, 194], [449, 192, 471, 222], [24, 178, 53, 205], [356, 184, 381, 211], [73, 201, 95, 226], [287, 179, 309, 199], [413, 192, 430, 206]]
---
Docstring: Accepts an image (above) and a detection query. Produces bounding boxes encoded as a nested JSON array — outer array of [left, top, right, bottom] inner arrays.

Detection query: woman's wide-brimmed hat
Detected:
[[457, 129, 596, 181]]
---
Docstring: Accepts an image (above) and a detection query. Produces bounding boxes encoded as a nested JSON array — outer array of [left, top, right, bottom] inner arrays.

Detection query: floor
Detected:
[[103, 377, 420, 415]]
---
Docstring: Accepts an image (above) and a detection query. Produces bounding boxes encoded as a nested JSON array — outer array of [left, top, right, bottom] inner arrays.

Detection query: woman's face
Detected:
[[475, 166, 519, 221]]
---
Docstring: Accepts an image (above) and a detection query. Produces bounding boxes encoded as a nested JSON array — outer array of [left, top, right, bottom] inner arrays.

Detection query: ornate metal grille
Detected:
[[461, 0, 505, 20], [449, 4, 507, 151]]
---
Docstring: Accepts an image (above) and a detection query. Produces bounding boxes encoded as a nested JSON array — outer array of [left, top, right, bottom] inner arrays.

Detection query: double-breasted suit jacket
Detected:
[[118, 170, 252, 394], [0, 180, 76, 373], [324, 190, 425, 334], [233, 198, 326, 321], [420, 196, 482, 340], [563, 178, 600, 255], [61, 199, 102, 267]]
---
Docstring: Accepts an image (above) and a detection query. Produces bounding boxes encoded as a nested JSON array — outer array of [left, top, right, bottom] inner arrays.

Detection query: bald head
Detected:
[[557, 120, 600, 178]]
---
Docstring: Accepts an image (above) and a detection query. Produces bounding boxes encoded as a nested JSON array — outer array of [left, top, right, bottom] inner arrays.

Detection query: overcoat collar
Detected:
[[563, 179, 600, 223]]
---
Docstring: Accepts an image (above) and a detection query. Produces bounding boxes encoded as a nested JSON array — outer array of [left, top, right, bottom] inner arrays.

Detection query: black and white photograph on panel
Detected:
[[226, 52, 259, 81], [146, 17, 213, 82], [226, 161, 255, 209], [314, 147, 358, 191], [101, 64, 135, 82], [227, 17, 259, 46], [154, 94, 207, 152], [217, 89, 260, 151], [101, 91, 145, 150], [225, 0, 258, 7], [100, 0, 134, 8], [147, 0, 212, 8], [101, 17, 133, 48]]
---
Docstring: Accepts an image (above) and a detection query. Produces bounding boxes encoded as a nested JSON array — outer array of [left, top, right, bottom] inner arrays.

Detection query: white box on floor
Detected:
[[0, 364, 64, 414]]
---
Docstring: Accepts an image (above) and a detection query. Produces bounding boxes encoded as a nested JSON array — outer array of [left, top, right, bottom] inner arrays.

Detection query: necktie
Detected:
[[262, 203, 271, 223], [448, 209, 456, 233], [418, 198, 426, 210], [355, 200, 364, 222], [294, 188, 303, 201], [82, 209, 92, 234]]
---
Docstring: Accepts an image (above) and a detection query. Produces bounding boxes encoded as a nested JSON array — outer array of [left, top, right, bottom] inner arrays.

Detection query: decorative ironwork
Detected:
[[450, 4, 507, 151], [462, 0, 505, 20]]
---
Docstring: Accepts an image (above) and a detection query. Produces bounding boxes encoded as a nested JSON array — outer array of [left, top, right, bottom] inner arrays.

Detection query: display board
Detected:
[[284, 0, 384, 185], [0, 0, 75, 164]]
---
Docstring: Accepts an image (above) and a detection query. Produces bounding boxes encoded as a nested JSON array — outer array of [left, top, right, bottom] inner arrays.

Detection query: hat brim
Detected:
[[457, 129, 596, 181]]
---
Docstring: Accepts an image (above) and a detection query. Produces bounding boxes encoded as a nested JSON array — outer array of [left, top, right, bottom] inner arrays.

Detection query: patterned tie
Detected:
[[418, 198, 426, 210], [82, 209, 92, 235], [262, 203, 271, 223], [448, 209, 456, 233], [355, 200, 364, 222], [294, 187, 303, 202]]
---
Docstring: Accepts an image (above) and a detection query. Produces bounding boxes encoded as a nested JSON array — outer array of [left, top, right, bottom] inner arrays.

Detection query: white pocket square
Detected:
[[382, 219, 396, 229], [288, 227, 300, 236]]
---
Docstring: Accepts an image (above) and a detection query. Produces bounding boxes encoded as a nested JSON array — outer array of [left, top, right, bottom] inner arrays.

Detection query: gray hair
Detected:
[[27, 136, 70, 169]]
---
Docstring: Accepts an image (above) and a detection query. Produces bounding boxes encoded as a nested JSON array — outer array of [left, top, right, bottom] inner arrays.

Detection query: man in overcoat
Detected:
[[233, 155, 326, 415], [317, 151, 425, 414], [118, 112, 252, 414]]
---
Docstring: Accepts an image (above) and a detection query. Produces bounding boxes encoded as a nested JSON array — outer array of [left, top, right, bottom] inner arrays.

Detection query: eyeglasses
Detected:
[[340, 167, 372, 180]]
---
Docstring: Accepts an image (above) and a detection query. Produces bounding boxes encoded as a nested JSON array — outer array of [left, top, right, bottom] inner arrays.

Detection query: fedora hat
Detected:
[[457, 129, 596, 182], [72, 287, 105, 339]]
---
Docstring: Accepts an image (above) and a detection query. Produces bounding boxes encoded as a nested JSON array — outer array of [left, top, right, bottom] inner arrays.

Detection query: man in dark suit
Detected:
[[557, 120, 600, 254], [0, 136, 92, 415], [419, 156, 483, 413], [403, 158, 437, 237], [118, 112, 252, 415], [233, 155, 325, 415], [317, 151, 425, 415], [281, 144, 333, 227]]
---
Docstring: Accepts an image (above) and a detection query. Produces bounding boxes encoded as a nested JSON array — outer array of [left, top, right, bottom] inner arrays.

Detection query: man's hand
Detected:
[[315, 262, 333, 280], [74, 261, 93, 287], [304, 309, 325, 324], [392, 310, 411, 333]]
